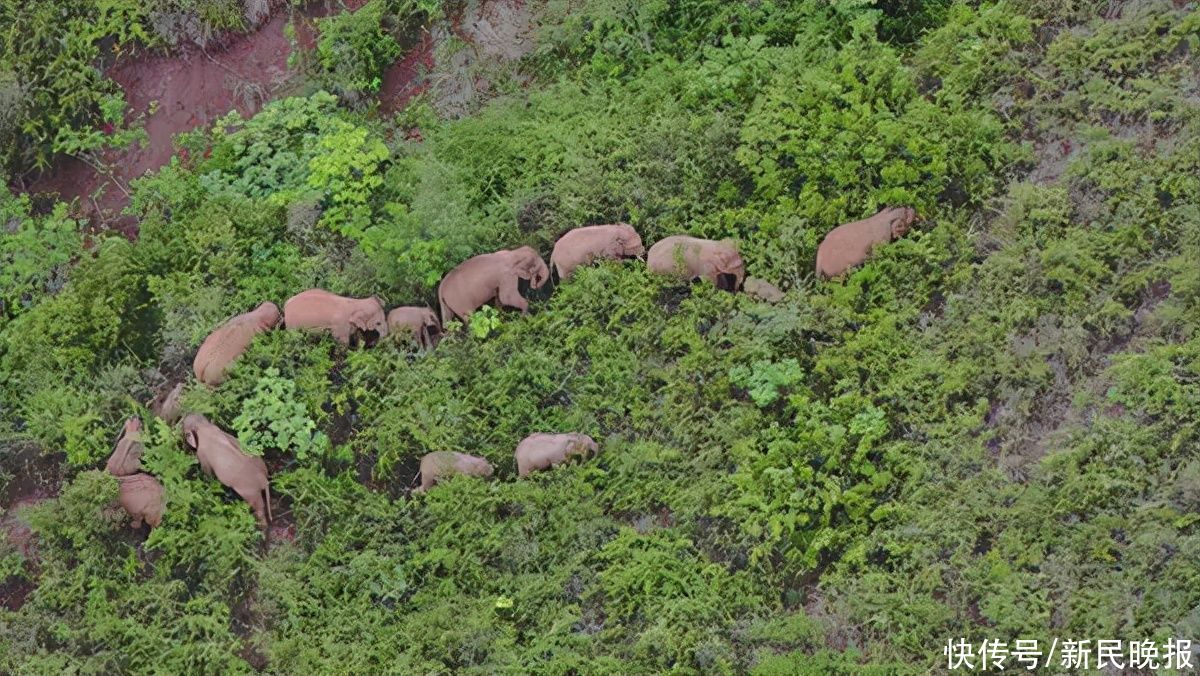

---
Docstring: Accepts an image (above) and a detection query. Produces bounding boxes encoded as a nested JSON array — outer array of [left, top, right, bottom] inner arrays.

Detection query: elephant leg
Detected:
[[497, 278, 529, 313], [331, 324, 353, 345], [238, 488, 267, 526], [130, 515, 143, 529]]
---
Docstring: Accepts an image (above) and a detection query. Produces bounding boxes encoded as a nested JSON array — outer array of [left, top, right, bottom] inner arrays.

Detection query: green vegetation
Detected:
[[3, 0, 1200, 672]]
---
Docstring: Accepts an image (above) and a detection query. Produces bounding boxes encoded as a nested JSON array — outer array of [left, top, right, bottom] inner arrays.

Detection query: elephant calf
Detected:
[[413, 451, 494, 493], [106, 417, 146, 477], [117, 473, 165, 529], [743, 277, 785, 303], [284, 289, 388, 346], [437, 246, 550, 326], [515, 433, 599, 477], [815, 206, 918, 279], [387, 306, 442, 350], [647, 235, 746, 292], [550, 224, 645, 280], [193, 301, 281, 386], [150, 382, 185, 425], [182, 414, 272, 527]]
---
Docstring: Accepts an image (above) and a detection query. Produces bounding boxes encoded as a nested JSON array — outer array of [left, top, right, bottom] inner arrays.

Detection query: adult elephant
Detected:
[[515, 433, 599, 477], [106, 417, 146, 477], [550, 224, 645, 280], [437, 246, 550, 326], [387, 306, 442, 350], [647, 235, 746, 291], [193, 301, 281, 386], [413, 451, 494, 493], [182, 414, 272, 528], [283, 289, 388, 346], [815, 206, 919, 279]]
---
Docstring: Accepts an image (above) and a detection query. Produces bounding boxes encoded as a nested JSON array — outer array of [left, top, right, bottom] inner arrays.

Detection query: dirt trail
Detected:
[[25, 1, 434, 234]]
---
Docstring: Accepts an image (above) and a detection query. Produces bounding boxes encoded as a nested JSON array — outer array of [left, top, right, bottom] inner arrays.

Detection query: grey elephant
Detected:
[[815, 206, 918, 279], [387, 306, 442, 350], [437, 246, 550, 326], [116, 474, 165, 529], [283, 289, 389, 346], [550, 224, 645, 280], [193, 301, 281, 386], [182, 413, 272, 527], [647, 235, 746, 291], [413, 451, 494, 493], [106, 417, 146, 477], [515, 433, 599, 477]]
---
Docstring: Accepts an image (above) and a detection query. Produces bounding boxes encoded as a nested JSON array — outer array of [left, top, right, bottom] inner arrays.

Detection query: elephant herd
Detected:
[[102, 208, 920, 532]]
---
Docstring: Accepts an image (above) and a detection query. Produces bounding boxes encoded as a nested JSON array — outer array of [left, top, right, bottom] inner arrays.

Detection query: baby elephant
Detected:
[[387, 306, 442, 350], [193, 301, 281, 386], [106, 417, 146, 477], [413, 451, 494, 493], [116, 473, 165, 529], [815, 206, 918, 279], [150, 382, 185, 425], [550, 224, 645, 280], [515, 433, 599, 477], [283, 289, 389, 346], [743, 277, 785, 303], [437, 246, 550, 326], [182, 414, 272, 527], [648, 235, 746, 291]]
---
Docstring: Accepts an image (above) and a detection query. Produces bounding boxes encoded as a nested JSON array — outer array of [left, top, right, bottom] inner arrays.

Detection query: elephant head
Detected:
[[351, 297, 389, 341], [713, 241, 746, 291], [613, 224, 646, 259], [250, 301, 283, 330], [887, 206, 919, 239], [510, 246, 550, 289], [106, 417, 145, 477]]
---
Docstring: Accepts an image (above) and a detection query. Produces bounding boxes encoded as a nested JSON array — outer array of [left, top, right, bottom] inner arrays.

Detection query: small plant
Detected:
[[468, 305, 502, 339], [233, 367, 329, 463], [729, 358, 805, 407]]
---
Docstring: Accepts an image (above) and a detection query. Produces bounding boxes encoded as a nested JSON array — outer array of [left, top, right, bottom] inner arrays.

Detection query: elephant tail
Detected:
[[264, 482, 273, 524]]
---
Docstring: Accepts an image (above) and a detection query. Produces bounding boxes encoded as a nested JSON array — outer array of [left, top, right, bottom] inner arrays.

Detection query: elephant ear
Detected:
[[185, 429, 199, 449], [350, 308, 372, 331]]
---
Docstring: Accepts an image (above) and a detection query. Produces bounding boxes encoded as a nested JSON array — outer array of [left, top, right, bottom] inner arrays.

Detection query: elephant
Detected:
[[815, 206, 919, 279], [106, 417, 145, 477], [515, 433, 599, 477], [387, 306, 442, 350], [437, 246, 550, 326], [193, 301, 281, 386], [647, 235, 746, 291], [283, 289, 388, 346], [550, 224, 645, 280], [150, 382, 185, 425], [743, 277, 785, 303], [182, 413, 272, 527], [413, 451, 494, 493], [116, 473, 165, 529]]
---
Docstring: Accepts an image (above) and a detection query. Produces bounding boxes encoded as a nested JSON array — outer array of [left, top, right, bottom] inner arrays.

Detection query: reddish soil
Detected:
[[23, 1, 434, 235]]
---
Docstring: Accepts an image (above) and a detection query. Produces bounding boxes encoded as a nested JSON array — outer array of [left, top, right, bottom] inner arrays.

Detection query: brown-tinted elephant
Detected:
[[515, 433, 599, 477], [413, 451, 494, 493], [283, 289, 388, 346], [182, 413, 272, 527], [815, 206, 918, 279], [116, 473, 165, 529], [150, 382, 185, 425], [437, 247, 550, 326], [550, 224, 645, 280], [387, 306, 442, 350], [193, 301, 281, 386], [647, 235, 746, 291], [743, 277, 785, 303], [106, 417, 145, 477]]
